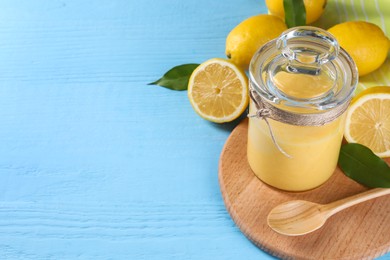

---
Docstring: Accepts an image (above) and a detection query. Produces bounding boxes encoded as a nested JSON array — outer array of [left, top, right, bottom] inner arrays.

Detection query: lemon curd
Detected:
[[247, 27, 358, 191], [248, 73, 346, 191]]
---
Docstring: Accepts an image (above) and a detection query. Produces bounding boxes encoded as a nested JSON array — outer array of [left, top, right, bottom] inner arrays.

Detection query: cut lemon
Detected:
[[187, 58, 249, 123], [344, 86, 390, 158]]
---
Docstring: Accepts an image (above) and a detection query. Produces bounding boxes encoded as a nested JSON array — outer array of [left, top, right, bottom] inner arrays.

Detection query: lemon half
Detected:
[[344, 86, 390, 158], [187, 58, 248, 123]]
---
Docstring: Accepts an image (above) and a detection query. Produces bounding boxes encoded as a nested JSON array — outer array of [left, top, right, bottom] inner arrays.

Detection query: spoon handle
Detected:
[[322, 188, 390, 217]]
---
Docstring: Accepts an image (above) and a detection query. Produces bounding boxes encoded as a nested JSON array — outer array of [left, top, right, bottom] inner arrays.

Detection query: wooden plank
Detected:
[[0, 0, 277, 259]]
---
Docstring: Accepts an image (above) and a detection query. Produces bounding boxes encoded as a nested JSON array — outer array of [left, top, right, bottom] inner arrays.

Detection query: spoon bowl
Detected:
[[267, 200, 328, 236], [267, 188, 390, 236]]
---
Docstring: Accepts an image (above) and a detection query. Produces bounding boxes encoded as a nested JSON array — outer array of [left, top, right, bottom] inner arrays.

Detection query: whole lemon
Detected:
[[265, 0, 327, 24], [226, 14, 287, 70], [328, 21, 389, 76]]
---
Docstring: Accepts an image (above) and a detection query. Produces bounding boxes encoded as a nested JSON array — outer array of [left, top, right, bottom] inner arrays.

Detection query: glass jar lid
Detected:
[[249, 26, 358, 112]]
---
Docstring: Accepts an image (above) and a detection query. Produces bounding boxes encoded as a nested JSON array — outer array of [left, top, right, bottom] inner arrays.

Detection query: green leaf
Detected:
[[338, 143, 390, 188], [283, 0, 306, 28], [148, 64, 199, 91]]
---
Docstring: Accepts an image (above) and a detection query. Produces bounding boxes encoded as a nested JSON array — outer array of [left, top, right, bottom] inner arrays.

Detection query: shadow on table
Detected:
[[210, 111, 247, 133]]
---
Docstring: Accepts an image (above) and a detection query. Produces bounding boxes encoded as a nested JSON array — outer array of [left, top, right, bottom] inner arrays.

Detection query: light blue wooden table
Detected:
[[0, 0, 388, 259]]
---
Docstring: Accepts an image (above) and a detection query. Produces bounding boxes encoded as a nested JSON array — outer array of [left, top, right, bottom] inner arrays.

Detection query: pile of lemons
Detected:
[[187, 0, 390, 157]]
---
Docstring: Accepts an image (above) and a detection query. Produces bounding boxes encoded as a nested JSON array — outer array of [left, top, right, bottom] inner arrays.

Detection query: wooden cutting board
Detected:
[[219, 118, 390, 260]]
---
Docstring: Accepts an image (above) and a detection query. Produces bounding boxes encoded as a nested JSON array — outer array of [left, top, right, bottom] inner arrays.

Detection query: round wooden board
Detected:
[[219, 118, 390, 260]]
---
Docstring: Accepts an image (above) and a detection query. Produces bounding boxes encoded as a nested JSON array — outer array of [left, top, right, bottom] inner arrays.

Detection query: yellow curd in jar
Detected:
[[247, 72, 346, 191]]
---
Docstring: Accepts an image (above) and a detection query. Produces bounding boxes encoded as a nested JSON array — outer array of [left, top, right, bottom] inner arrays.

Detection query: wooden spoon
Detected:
[[267, 188, 390, 236]]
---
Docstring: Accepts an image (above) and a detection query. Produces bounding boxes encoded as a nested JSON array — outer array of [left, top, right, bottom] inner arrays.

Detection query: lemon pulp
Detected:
[[344, 86, 390, 158], [187, 58, 248, 123]]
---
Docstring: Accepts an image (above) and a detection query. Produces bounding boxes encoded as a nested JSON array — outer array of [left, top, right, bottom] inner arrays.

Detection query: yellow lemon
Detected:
[[265, 0, 327, 24], [188, 58, 248, 123], [344, 86, 390, 158], [328, 21, 389, 77], [225, 14, 287, 70]]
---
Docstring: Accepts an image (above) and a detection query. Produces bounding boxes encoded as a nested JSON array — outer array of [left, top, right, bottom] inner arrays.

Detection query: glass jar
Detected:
[[247, 27, 358, 191]]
